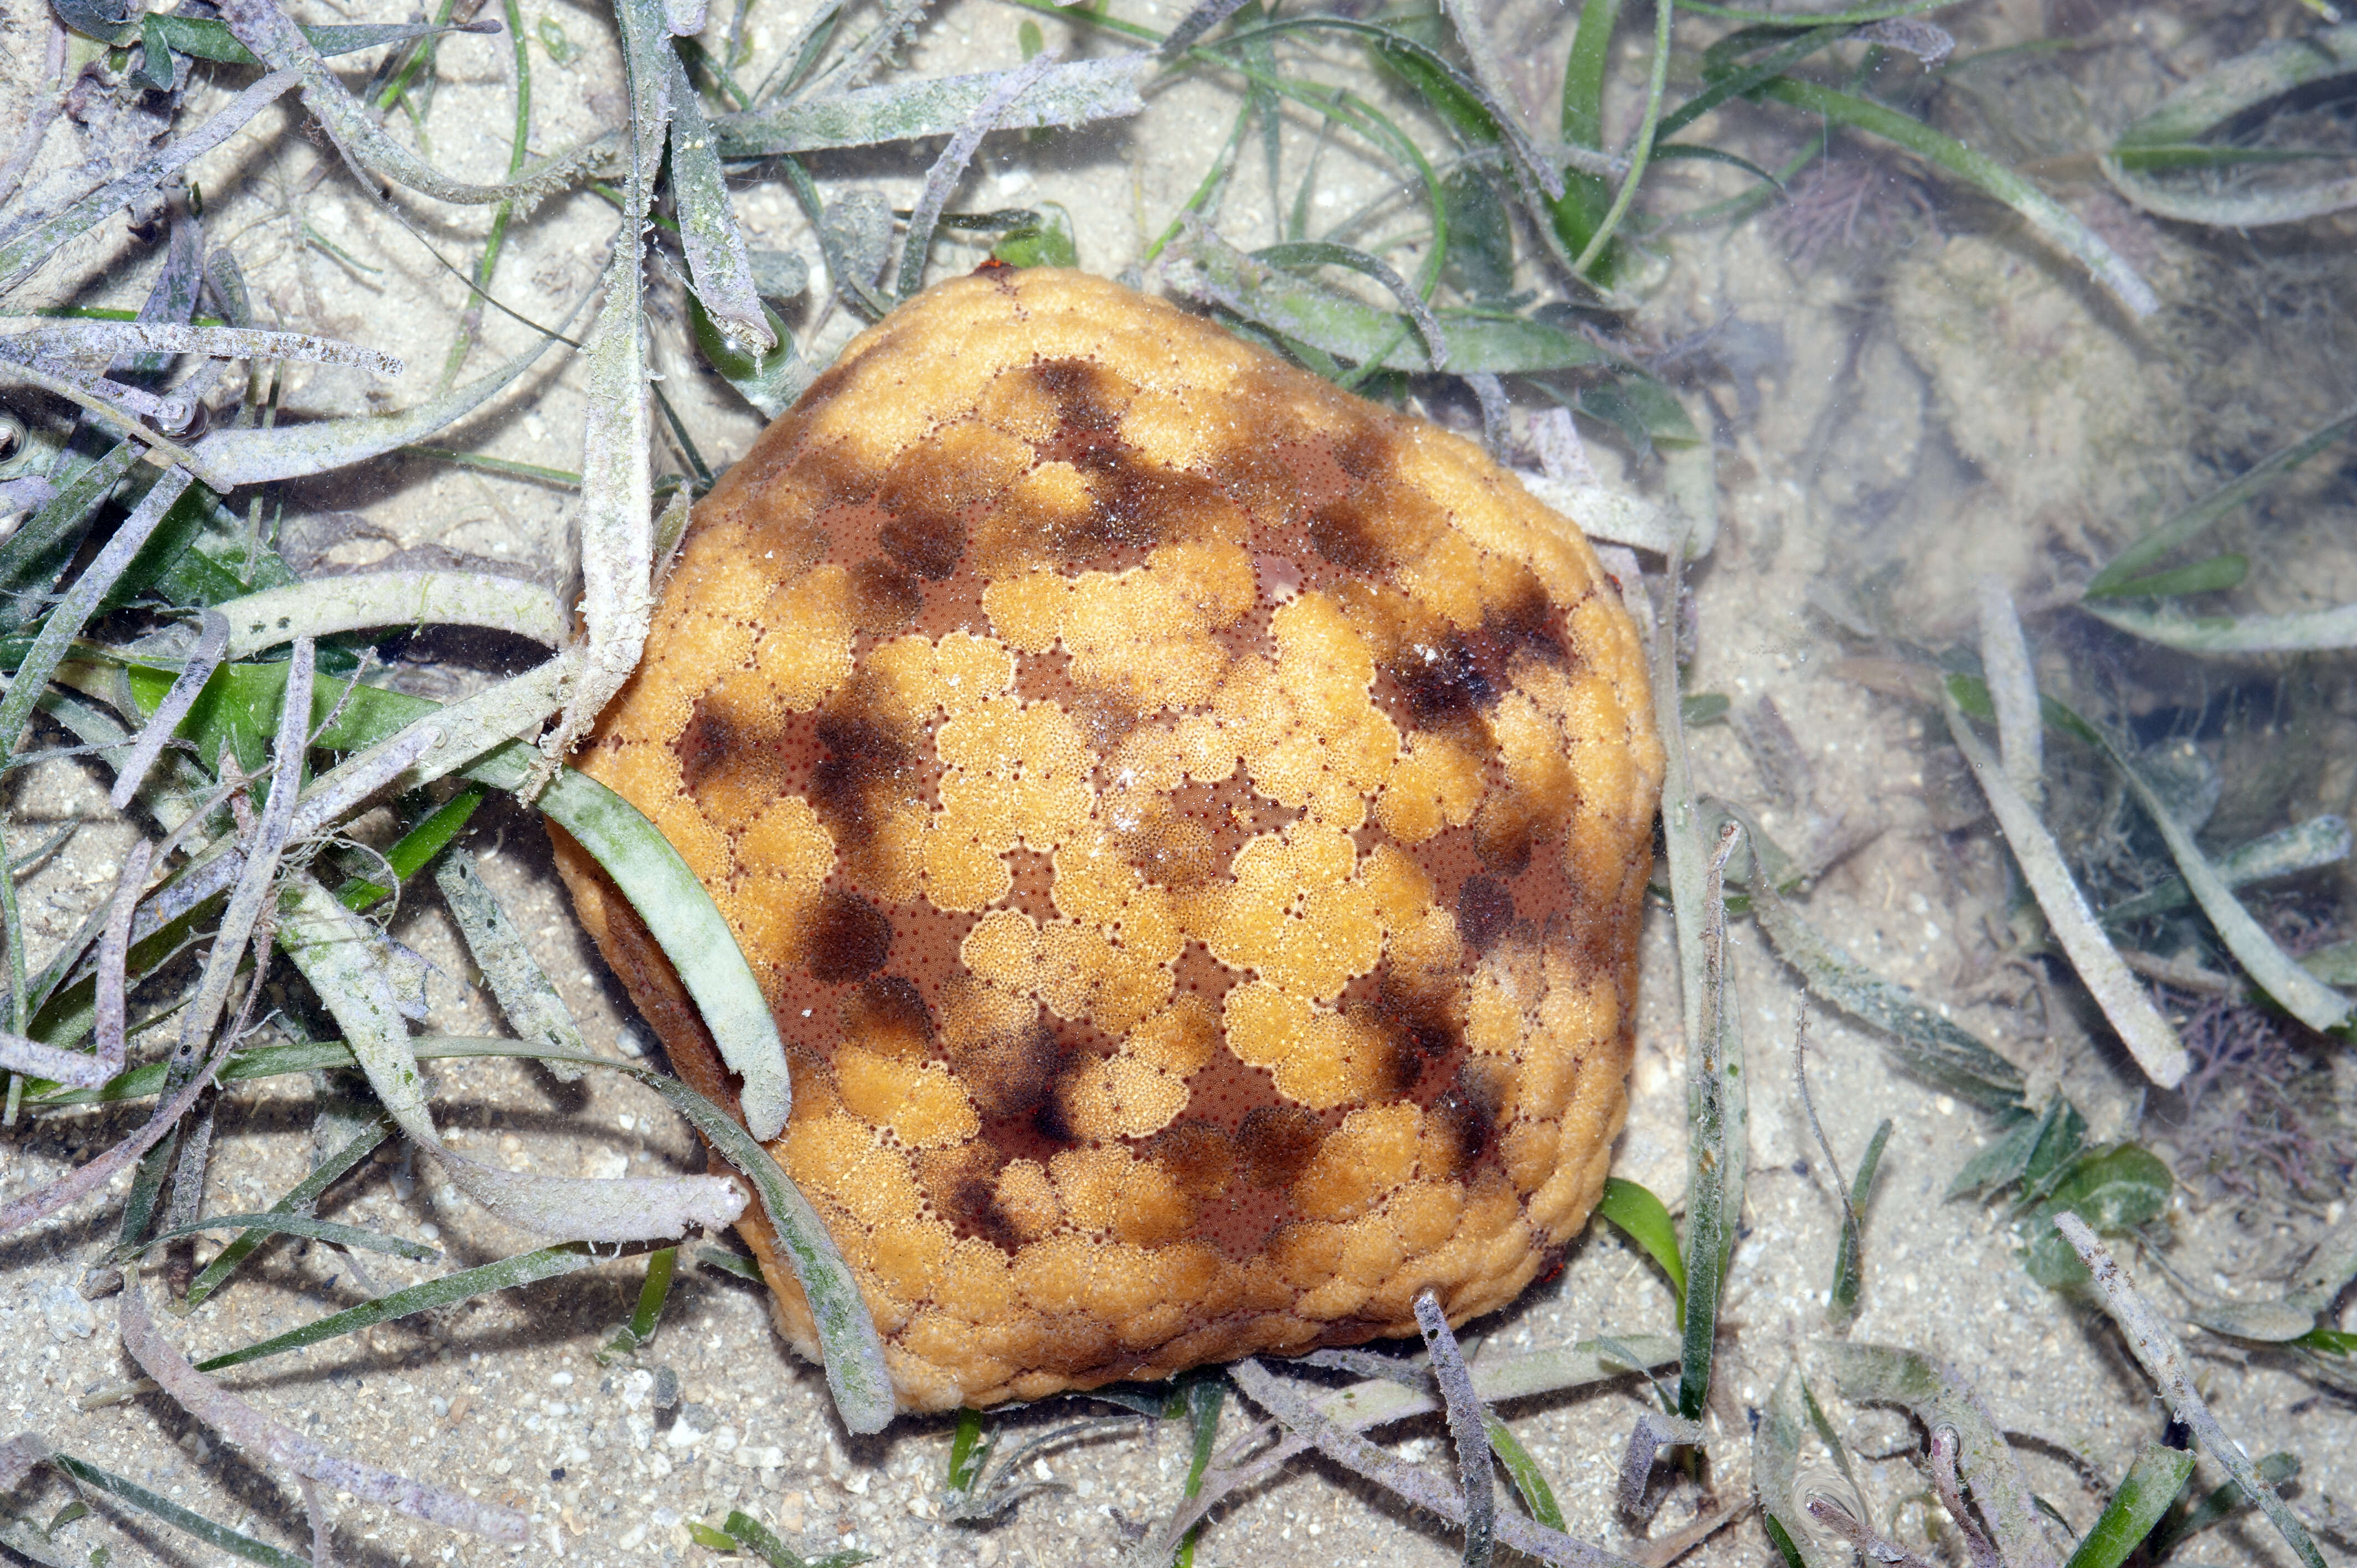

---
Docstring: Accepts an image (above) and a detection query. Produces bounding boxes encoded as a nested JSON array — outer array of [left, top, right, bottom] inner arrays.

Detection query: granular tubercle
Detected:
[[552, 267, 1666, 1412]]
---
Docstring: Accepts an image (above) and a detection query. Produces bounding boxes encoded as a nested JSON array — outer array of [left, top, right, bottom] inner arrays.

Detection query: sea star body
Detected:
[[554, 267, 1664, 1412]]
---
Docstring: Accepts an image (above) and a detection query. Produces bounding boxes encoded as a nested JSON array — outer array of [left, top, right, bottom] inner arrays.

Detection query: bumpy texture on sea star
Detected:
[[553, 267, 1665, 1412]]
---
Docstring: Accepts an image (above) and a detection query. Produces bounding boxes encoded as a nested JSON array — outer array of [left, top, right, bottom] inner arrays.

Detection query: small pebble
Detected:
[[37, 1280, 95, 1340]]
